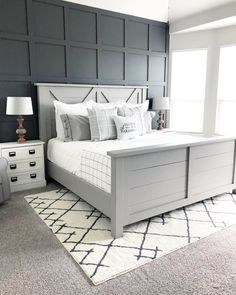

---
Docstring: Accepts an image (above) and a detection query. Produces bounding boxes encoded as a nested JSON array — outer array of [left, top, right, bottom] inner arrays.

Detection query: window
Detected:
[[170, 49, 207, 132], [216, 46, 236, 135]]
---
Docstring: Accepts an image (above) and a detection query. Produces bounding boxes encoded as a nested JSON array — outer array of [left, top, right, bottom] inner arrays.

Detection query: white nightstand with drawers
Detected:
[[0, 140, 46, 192]]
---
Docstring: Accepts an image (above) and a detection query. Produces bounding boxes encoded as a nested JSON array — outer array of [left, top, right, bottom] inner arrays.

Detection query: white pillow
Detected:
[[125, 100, 149, 112], [113, 115, 139, 140], [87, 106, 118, 141], [53, 100, 94, 139], [144, 111, 156, 133], [94, 101, 125, 109], [118, 105, 146, 135], [118, 100, 149, 116]]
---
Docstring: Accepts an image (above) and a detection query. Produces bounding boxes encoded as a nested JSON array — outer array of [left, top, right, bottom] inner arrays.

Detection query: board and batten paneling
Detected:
[[0, 0, 168, 142]]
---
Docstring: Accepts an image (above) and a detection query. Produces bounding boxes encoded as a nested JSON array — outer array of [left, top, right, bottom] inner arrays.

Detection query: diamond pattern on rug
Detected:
[[25, 189, 236, 285]]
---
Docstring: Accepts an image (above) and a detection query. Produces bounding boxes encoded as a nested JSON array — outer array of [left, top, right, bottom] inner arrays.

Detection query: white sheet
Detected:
[[47, 131, 224, 193]]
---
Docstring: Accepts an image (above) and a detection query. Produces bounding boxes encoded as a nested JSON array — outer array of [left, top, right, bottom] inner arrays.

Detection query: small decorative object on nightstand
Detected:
[[152, 97, 170, 130], [0, 141, 46, 192], [6, 97, 33, 144]]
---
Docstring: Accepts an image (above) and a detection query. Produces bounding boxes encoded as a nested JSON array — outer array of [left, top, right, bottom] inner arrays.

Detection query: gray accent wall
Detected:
[[0, 0, 169, 142]]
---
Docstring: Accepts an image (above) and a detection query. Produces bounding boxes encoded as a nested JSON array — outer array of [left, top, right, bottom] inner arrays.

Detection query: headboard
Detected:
[[35, 83, 148, 144]]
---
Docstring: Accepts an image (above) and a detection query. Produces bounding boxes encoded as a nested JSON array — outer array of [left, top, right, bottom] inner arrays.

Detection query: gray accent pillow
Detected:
[[60, 114, 91, 141], [87, 107, 117, 141]]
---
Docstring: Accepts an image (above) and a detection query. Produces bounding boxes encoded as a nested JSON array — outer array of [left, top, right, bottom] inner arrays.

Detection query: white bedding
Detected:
[[47, 131, 222, 193]]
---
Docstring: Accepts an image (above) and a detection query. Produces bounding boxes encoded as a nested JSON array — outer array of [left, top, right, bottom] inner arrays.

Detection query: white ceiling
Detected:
[[63, 0, 236, 32], [169, 0, 236, 22], [63, 0, 169, 22]]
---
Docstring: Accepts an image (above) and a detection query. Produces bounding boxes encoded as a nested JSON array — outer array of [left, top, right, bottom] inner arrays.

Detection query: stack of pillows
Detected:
[[54, 100, 155, 142]]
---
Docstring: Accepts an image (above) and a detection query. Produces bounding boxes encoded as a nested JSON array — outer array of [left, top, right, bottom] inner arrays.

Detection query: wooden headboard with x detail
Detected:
[[35, 83, 148, 144]]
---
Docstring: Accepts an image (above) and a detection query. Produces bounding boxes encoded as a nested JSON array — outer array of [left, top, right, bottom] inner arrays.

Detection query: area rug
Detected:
[[25, 189, 236, 285]]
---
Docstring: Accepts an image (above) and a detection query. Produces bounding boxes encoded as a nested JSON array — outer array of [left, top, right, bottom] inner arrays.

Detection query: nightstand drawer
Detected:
[[7, 158, 43, 174], [2, 145, 43, 161], [9, 170, 44, 186], [0, 140, 46, 192]]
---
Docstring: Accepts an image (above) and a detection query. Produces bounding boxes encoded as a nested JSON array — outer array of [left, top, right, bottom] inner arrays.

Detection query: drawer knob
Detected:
[[29, 149, 35, 155], [11, 176, 18, 182], [9, 152, 16, 157], [29, 161, 36, 167], [10, 164, 17, 170], [30, 173, 37, 179]]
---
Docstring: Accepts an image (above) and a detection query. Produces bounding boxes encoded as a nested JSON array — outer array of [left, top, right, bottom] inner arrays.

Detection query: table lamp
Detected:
[[6, 97, 33, 144], [152, 97, 170, 130]]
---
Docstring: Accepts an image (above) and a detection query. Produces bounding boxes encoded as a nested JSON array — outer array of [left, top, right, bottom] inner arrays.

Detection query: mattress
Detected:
[[47, 131, 222, 193]]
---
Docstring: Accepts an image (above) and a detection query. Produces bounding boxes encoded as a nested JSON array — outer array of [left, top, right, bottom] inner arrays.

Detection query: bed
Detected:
[[36, 83, 236, 238]]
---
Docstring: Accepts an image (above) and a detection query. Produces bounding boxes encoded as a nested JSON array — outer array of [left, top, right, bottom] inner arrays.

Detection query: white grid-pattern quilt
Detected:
[[80, 150, 111, 193]]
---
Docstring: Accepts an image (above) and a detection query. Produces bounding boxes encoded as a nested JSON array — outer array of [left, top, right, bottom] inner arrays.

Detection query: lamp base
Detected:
[[16, 115, 27, 144], [157, 110, 165, 130]]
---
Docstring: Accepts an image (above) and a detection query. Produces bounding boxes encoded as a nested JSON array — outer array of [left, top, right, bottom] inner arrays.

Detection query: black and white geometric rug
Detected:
[[25, 189, 236, 285]]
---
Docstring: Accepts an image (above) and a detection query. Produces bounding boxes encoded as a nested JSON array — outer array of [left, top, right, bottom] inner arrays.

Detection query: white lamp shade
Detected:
[[152, 97, 170, 110], [6, 97, 33, 115]]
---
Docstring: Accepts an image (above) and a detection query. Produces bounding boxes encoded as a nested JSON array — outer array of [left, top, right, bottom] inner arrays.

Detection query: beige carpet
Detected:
[[1, 182, 236, 294], [25, 187, 236, 285]]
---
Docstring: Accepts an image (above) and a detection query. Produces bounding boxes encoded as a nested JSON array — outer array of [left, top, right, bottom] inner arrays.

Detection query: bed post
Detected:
[[110, 157, 126, 238]]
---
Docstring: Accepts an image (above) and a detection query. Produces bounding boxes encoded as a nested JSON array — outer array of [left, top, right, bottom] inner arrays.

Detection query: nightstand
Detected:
[[0, 140, 46, 192]]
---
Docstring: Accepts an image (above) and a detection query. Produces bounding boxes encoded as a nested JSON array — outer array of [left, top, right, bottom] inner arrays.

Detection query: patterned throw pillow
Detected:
[[87, 107, 118, 141], [113, 115, 139, 140], [60, 114, 91, 142], [118, 105, 146, 135]]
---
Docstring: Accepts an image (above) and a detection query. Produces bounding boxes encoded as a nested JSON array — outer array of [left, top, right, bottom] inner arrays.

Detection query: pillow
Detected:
[[87, 106, 118, 141], [143, 111, 156, 133], [118, 105, 146, 136], [53, 100, 94, 139], [60, 114, 91, 142], [113, 115, 139, 140], [94, 101, 124, 109], [118, 100, 149, 116]]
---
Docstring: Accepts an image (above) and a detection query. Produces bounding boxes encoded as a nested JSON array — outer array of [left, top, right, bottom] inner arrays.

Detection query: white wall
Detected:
[[169, 25, 236, 135], [63, 0, 168, 22]]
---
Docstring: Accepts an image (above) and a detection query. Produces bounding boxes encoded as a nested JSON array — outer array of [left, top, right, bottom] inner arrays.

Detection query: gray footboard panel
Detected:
[[109, 139, 236, 236], [126, 148, 188, 221]]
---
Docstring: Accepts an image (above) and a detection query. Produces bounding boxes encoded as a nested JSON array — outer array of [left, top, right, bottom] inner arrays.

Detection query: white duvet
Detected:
[[47, 131, 219, 193]]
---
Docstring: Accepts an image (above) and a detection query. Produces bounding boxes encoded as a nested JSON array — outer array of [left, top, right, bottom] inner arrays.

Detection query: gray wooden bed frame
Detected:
[[36, 83, 236, 238]]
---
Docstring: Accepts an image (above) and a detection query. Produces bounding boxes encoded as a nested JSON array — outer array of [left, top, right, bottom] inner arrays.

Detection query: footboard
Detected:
[[109, 138, 236, 238]]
